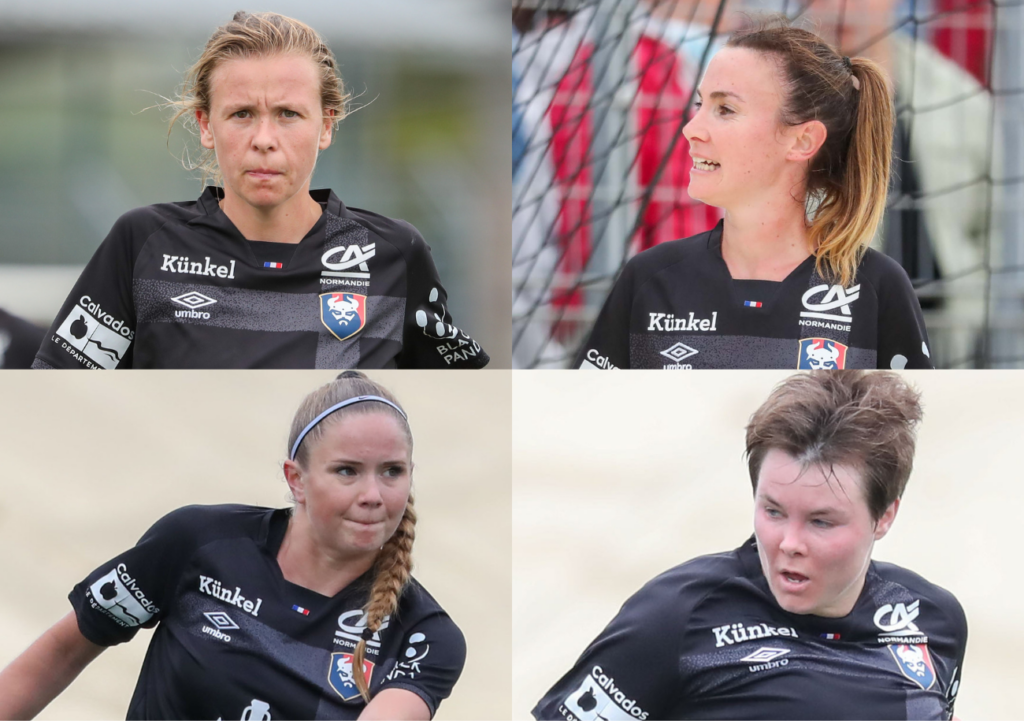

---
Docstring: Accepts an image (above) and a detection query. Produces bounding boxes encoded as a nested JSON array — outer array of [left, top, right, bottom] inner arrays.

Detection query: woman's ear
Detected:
[[283, 459, 306, 504], [786, 119, 827, 163]]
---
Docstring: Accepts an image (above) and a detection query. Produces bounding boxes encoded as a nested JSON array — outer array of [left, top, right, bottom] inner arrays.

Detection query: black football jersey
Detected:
[[533, 537, 966, 721], [573, 221, 933, 369], [33, 188, 489, 369], [0, 308, 45, 369], [69, 505, 465, 720]]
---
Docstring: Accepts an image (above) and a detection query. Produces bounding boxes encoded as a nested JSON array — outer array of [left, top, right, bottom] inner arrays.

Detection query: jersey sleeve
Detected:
[[532, 579, 684, 721], [32, 211, 142, 370], [68, 505, 202, 646], [572, 261, 636, 370], [378, 611, 467, 718], [397, 223, 489, 369], [874, 257, 934, 369]]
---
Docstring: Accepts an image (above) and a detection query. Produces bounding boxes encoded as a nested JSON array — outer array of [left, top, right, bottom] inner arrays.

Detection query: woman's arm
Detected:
[[0, 611, 105, 720], [358, 688, 431, 721]]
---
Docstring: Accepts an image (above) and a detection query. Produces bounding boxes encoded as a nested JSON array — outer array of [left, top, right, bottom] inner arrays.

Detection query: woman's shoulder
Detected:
[[339, 204, 426, 251], [102, 198, 212, 243], [869, 560, 966, 631], [855, 248, 915, 285], [143, 503, 275, 545], [629, 546, 748, 613], [618, 225, 722, 288]]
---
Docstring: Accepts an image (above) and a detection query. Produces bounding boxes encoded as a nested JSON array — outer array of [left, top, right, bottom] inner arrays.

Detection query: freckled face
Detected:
[[682, 47, 795, 209], [753, 449, 896, 617], [197, 53, 332, 212], [291, 412, 411, 561]]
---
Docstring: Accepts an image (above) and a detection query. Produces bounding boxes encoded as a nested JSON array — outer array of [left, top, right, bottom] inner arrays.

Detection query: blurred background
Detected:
[[0, 369, 512, 719], [513, 0, 1024, 367], [0, 0, 511, 366], [514, 370, 1024, 719]]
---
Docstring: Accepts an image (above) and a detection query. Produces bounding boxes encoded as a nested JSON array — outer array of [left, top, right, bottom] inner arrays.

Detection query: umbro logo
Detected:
[[171, 292, 217, 310], [203, 611, 239, 631], [660, 342, 698, 363], [741, 647, 789, 663]]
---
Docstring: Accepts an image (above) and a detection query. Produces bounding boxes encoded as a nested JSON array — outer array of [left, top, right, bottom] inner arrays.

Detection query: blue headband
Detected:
[[289, 395, 408, 460]]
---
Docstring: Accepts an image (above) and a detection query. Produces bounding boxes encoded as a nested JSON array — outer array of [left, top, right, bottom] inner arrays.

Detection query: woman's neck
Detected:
[[219, 189, 323, 245], [276, 517, 377, 597], [721, 199, 812, 282]]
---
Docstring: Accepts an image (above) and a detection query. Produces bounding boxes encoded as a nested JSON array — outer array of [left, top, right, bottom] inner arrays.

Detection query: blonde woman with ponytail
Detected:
[[573, 14, 932, 370], [0, 372, 464, 720]]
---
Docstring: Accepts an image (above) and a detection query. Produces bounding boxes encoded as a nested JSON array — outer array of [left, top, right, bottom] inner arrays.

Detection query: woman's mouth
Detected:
[[247, 169, 282, 180], [692, 157, 720, 173], [780, 570, 809, 587]]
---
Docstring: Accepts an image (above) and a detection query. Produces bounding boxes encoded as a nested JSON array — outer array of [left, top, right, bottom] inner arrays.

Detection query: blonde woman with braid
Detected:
[[574, 14, 932, 370], [0, 371, 465, 720]]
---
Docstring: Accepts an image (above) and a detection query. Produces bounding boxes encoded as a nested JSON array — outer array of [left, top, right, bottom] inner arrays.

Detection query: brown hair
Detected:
[[745, 371, 922, 522], [727, 15, 895, 288], [287, 371, 414, 702], [168, 11, 350, 186]]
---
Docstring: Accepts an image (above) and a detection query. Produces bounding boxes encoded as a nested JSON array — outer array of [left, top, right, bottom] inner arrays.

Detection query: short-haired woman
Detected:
[[33, 12, 488, 370], [0, 372, 465, 719], [574, 16, 932, 370], [534, 371, 965, 719]]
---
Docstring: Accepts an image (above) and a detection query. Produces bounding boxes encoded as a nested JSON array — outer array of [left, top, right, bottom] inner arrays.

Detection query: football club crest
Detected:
[[320, 293, 367, 341], [798, 338, 848, 369], [888, 643, 936, 690], [328, 652, 374, 701]]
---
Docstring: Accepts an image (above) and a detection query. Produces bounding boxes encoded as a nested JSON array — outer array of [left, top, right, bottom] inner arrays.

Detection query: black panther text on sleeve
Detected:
[[533, 537, 966, 720], [574, 221, 933, 369], [33, 187, 488, 369], [69, 504, 466, 720]]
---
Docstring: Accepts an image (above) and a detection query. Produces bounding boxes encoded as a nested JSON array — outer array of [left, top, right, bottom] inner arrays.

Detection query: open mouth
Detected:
[[692, 157, 720, 172], [780, 571, 809, 586]]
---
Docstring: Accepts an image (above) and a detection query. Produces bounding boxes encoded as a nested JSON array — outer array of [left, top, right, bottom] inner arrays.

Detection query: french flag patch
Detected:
[[264, 262, 283, 269], [744, 300, 762, 308], [821, 633, 841, 640], [292, 605, 310, 616]]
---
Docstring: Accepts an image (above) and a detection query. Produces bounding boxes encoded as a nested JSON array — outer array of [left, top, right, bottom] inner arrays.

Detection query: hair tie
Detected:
[[289, 395, 408, 460], [361, 628, 376, 642], [842, 56, 853, 71]]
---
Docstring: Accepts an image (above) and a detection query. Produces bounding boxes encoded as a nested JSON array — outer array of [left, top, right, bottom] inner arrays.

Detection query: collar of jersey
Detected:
[[188, 186, 346, 242]]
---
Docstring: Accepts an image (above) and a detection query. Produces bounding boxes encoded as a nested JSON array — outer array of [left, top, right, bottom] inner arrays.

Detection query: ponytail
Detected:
[[809, 58, 895, 287], [351, 497, 416, 702]]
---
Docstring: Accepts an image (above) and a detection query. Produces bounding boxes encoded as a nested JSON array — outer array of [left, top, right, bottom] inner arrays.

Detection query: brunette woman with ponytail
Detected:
[[0, 372, 464, 720], [573, 14, 932, 370]]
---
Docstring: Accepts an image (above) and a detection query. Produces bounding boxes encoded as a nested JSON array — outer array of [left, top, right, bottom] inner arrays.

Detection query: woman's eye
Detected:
[[717, 105, 733, 116], [282, 109, 299, 118], [233, 110, 251, 119], [765, 507, 781, 518], [335, 466, 356, 476], [384, 466, 405, 478], [694, 100, 703, 110], [812, 519, 833, 529]]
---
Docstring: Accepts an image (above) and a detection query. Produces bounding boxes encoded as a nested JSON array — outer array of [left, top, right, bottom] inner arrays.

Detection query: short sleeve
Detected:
[[942, 596, 968, 719], [397, 223, 489, 369], [378, 612, 467, 718], [533, 581, 683, 721], [875, 258, 934, 369], [572, 261, 636, 370], [33, 212, 141, 370], [68, 506, 201, 646]]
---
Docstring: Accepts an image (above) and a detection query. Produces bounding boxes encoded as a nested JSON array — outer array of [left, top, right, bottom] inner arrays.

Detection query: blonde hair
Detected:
[[728, 16, 895, 288], [287, 371, 414, 703], [168, 11, 350, 187]]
